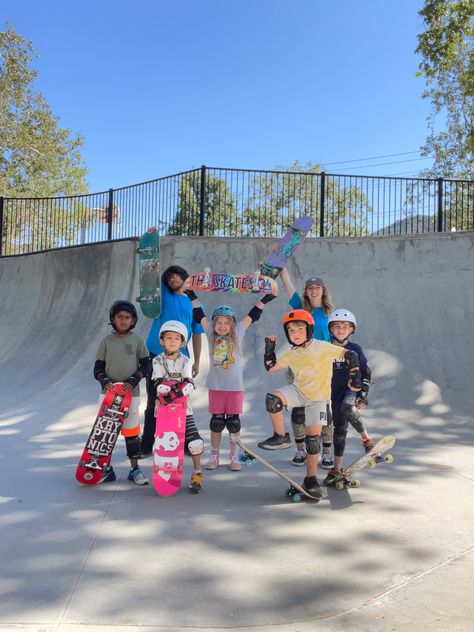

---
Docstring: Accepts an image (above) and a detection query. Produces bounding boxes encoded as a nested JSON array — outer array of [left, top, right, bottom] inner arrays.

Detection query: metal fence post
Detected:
[[199, 165, 206, 236], [107, 189, 114, 240], [319, 172, 326, 237], [437, 177, 443, 232], [0, 197, 4, 256]]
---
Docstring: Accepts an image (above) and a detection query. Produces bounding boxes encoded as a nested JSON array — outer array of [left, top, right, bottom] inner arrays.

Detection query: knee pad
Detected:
[[341, 402, 364, 432], [265, 393, 284, 414], [125, 435, 141, 459], [210, 414, 226, 433], [225, 414, 241, 434], [305, 434, 321, 455], [291, 407, 305, 425], [321, 424, 333, 445], [187, 438, 204, 455], [291, 420, 306, 442]]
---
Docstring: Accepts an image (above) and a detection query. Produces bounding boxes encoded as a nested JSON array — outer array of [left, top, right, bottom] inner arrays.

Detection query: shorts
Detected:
[[276, 384, 329, 426], [98, 393, 140, 437], [208, 390, 244, 415]]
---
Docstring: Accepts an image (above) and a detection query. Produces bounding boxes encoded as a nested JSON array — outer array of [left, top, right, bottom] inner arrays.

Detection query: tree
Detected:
[[1, 24, 89, 253], [416, 0, 474, 178]]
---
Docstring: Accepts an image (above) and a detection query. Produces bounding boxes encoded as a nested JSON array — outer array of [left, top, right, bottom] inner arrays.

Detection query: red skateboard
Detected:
[[152, 397, 187, 496], [76, 383, 132, 485]]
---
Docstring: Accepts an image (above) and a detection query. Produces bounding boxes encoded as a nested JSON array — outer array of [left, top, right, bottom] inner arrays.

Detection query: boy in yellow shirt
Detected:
[[258, 310, 362, 499]]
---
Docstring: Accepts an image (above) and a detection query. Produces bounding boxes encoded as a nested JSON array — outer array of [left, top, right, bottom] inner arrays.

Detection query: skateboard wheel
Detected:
[[385, 454, 394, 464], [352, 479, 361, 488], [292, 493, 302, 503], [368, 458, 377, 469], [284, 487, 292, 497], [335, 481, 345, 491], [238, 455, 246, 463]]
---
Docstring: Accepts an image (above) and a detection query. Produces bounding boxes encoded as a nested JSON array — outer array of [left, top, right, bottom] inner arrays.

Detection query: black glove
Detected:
[[185, 289, 198, 301], [261, 293, 276, 304], [264, 337, 277, 371]]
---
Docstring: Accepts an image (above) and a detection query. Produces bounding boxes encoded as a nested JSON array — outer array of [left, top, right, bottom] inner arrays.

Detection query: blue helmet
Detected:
[[211, 305, 236, 322]]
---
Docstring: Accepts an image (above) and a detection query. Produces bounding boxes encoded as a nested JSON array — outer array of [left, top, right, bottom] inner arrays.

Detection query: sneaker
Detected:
[[362, 437, 375, 454], [128, 466, 149, 486], [291, 450, 307, 466], [101, 465, 116, 483], [321, 452, 334, 469], [303, 475, 323, 499], [189, 471, 203, 493], [205, 452, 219, 470], [323, 468, 344, 486], [229, 455, 242, 471], [258, 432, 291, 450]]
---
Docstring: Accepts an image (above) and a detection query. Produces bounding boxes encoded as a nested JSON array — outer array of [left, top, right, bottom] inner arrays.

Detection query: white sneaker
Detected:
[[229, 455, 242, 471], [291, 450, 307, 466], [205, 452, 219, 470], [320, 452, 334, 469]]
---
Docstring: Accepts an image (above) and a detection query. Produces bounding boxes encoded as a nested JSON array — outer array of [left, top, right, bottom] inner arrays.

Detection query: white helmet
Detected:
[[328, 308, 357, 332], [159, 320, 188, 341]]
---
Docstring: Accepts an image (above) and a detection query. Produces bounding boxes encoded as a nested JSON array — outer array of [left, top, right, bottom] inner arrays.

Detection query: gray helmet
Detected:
[[159, 320, 188, 341], [328, 308, 357, 332]]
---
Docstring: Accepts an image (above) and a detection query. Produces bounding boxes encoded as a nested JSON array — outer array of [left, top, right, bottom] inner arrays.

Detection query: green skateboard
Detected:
[[137, 229, 161, 319]]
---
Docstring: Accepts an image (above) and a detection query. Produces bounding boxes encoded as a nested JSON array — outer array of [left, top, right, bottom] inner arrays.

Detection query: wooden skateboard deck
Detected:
[[152, 398, 187, 497], [235, 438, 327, 503], [261, 216, 314, 279], [76, 383, 132, 485], [137, 229, 161, 319], [188, 268, 277, 294], [333, 435, 396, 490]]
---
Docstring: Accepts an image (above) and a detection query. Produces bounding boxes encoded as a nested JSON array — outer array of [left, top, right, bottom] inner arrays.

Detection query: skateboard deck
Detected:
[[188, 268, 277, 294], [153, 398, 187, 497], [261, 216, 314, 279], [235, 438, 327, 503], [76, 383, 132, 485], [137, 229, 161, 319], [333, 435, 396, 490]]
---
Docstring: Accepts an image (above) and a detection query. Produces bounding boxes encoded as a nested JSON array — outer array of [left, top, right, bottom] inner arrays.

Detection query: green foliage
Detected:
[[416, 0, 474, 177], [1, 24, 89, 253]]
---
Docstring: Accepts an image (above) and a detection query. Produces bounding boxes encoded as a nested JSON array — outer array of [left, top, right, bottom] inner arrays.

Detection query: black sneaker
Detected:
[[258, 432, 291, 450], [323, 468, 344, 486], [291, 450, 307, 466], [303, 475, 323, 499]]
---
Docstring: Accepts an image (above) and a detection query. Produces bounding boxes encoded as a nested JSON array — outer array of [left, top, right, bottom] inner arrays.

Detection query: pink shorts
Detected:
[[208, 390, 244, 415]]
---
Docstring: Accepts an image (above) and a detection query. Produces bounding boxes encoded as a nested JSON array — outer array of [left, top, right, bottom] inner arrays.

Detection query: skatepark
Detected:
[[0, 231, 473, 631]]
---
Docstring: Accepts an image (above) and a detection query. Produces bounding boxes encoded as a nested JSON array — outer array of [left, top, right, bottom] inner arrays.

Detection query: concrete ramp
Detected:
[[0, 232, 473, 631]]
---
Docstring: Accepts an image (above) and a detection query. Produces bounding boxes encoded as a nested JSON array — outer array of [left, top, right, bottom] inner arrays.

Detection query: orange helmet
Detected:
[[282, 310, 314, 345]]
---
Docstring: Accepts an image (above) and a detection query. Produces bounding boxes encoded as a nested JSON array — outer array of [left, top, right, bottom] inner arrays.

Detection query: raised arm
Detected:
[[280, 268, 296, 299], [241, 290, 277, 330]]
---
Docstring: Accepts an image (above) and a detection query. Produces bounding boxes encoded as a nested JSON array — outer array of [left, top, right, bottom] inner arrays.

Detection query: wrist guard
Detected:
[[261, 294, 276, 304], [98, 375, 112, 389], [248, 305, 263, 323], [185, 289, 198, 301], [192, 305, 205, 324], [124, 374, 140, 389], [264, 337, 277, 371]]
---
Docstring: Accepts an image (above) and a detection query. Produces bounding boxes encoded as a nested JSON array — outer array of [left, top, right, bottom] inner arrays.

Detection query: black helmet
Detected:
[[109, 300, 138, 330]]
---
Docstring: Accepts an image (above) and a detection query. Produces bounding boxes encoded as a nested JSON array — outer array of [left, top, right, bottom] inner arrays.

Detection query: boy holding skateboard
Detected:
[[93, 300, 151, 484], [258, 310, 362, 499], [152, 321, 205, 493], [323, 308, 374, 486]]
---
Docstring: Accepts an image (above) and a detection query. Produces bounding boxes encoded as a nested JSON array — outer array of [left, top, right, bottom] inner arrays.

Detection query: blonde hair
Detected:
[[209, 316, 241, 355], [302, 285, 334, 316]]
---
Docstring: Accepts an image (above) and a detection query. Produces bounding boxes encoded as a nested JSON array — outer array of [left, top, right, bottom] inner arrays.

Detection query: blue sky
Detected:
[[3, 0, 432, 193]]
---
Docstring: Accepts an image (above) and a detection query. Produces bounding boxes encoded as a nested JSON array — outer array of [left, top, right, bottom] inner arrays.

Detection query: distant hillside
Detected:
[[373, 214, 436, 235]]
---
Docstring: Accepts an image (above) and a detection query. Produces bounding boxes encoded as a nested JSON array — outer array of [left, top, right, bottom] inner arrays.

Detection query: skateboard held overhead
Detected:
[[137, 228, 161, 319], [76, 383, 132, 485], [261, 216, 314, 279], [153, 396, 187, 497], [235, 437, 326, 503], [188, 268, 277, 294]]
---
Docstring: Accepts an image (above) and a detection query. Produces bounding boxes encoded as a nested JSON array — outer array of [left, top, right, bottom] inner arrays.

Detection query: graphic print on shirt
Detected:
[[213, 336, 235, 369]]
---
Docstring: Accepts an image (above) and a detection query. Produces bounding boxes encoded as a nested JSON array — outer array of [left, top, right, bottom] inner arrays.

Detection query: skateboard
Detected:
[[152, 397, 187, 497], [76, 383, 132, 485], [136, 229, 161, 319], [235, 437, 327, 503], [260, 216, 314, 279], [332, 435, 396, 490], [188, 268, 277, 294]]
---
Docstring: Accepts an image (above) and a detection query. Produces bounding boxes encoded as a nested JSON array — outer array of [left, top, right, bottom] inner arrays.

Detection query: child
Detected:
[[280, 268, 335, 468], [152, 320, 205, 493], [323, 308, 374, 487], [186, 290, 276, 471], [258, 309, 362, 499], [93, 300, 151, 485]]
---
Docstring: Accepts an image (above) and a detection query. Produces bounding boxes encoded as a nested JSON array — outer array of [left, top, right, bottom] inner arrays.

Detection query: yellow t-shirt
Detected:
[[277, 340, 344, 401]]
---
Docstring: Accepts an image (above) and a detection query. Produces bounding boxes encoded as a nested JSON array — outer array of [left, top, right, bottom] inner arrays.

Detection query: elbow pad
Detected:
[[193, 306, 206, 324]]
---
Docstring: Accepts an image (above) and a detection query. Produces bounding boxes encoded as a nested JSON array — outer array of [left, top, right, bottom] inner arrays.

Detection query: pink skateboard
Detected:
[[152, 398, 187, 496], [76, 383, 132, 485]]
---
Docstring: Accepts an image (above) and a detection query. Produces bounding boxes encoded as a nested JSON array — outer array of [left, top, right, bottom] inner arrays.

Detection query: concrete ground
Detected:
[[0, 233, 473, 632]]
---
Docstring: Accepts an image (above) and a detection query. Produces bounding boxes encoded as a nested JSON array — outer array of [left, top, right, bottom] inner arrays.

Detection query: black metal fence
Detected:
[[1, 166, 473, 255]]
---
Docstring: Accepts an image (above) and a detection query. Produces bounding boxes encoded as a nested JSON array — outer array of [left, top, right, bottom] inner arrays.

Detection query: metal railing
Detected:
[[1, 166, 473, 255]]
